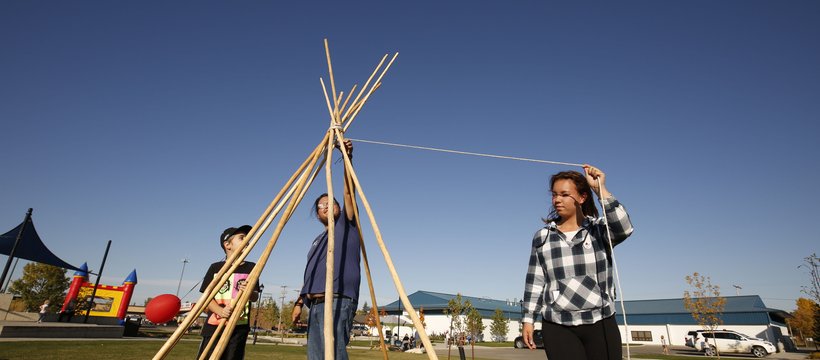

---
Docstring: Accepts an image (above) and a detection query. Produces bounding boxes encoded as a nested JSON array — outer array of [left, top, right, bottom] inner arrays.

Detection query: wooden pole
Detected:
[[343, 53, 398, 132], [324, 39, 338, 112], [153, 135, 329, 359], [321, 131, 337, 360], [336, 137, 439, 360], [339, 84, 357, 120], [197, 320, 224, 360], [341, 55, 387, 124], [209, 139, 328, 359], [339, 132, 390, 360]]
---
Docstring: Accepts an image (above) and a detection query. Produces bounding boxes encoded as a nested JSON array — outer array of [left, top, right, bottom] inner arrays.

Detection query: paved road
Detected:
[[429, 344, 810, 360]]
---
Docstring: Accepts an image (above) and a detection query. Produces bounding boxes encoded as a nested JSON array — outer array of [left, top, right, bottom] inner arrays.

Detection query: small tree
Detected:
[[8, 263, 69, 312], [465, 306, 484, 360], [683, 272, 726, 358], [444, 293, 468, 359], [489, 308, 509, 342], [360, 301, 371, 316], [253, 295, 277, 331], [365, 307, 381, 347], [788, 298, 817, 345]]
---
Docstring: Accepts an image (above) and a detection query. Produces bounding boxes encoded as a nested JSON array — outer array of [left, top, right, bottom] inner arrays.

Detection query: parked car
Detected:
[[514, 330, 544, 349], [351, 325, 370, 336], [684, 329, 775, 358]]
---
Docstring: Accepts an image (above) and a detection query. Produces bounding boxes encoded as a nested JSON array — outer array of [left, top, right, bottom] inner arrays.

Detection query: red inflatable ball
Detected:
[[145, 294, 181, 324]]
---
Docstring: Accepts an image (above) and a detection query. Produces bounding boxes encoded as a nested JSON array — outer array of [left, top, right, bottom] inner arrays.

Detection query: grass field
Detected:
[[0, 340, 495, 360]]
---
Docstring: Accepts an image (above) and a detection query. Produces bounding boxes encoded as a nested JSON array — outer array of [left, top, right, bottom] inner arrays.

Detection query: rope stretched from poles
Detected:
[[352, 137, 630, 358], [348, 138, 584, 168], [597, 177, 631, 360]]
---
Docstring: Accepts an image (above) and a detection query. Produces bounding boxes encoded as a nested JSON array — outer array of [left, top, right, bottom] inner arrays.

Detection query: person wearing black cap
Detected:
[[197, 225, 260, 360]]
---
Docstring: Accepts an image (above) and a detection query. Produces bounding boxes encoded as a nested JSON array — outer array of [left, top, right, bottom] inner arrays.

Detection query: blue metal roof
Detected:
[[381, 291, 789, 325], [380, 290, 521, 318], [619, 295, 774, 314]]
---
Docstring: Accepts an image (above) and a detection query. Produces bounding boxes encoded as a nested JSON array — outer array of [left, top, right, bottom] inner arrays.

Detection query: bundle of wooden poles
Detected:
[[152, 40, 439, 360]]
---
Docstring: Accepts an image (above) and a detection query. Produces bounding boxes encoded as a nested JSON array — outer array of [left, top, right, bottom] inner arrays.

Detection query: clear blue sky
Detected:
[[1, 1, 818, 312]]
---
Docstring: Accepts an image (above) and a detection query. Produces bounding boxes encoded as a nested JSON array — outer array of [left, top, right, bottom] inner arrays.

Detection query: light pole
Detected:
[[175, 258, 189, 298], [278, 285, 288, 343], [253, 283, 264, 345]]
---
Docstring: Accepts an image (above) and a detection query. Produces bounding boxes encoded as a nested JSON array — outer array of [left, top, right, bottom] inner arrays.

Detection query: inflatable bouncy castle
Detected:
[[60, 263, 137, 320]]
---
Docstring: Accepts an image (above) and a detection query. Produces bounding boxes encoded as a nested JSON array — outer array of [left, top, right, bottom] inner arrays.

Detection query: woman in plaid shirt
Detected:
[[521, 165, 633, 359]]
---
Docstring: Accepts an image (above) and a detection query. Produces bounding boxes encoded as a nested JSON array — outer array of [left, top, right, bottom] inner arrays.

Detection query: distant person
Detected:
[[414, 330, 421, 348], [292, 140, 361, 360], [38, 299, 50, 323], [661, 335, 669, 355], [197, 225, 260, 360], [521, 165, 634, 360], [58, 298, 76, 322], [402, 334, 411, 351]]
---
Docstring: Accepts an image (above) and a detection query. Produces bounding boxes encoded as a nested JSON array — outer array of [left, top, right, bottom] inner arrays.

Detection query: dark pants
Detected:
[[541, 315, 622, 360], [58, 311, 74, 322], [198, 326, 250, 360], [307, 297, 357, 360]]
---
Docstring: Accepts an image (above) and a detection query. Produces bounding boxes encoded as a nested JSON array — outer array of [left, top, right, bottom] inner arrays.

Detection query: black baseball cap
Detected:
[[220, 225, 252, 249]]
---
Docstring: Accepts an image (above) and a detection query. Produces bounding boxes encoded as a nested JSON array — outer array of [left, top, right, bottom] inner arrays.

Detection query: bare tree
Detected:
[[683, 272, 726, 358], [799, 253, 820, 349]]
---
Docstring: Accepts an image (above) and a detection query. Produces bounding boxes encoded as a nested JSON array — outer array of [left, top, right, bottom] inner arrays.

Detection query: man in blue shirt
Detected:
[[292, 139, 360, 360]]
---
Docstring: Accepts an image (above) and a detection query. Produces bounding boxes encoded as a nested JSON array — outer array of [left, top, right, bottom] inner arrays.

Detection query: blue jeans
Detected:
[[307, 297, 357, 360]]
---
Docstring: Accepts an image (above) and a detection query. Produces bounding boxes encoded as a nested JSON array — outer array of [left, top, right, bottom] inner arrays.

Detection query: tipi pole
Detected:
[[324, 39, 339, 112], [210, 138, 329, 359], [343, 53, 398, 131], [335, 133, 438, 359], [197, 323, 224, 360], [322, 131, 338, 360], [342, 154, 389, 359], [341, 55, 388, 124], [210, 140, 329, 359], [154, 134, 329, 359]]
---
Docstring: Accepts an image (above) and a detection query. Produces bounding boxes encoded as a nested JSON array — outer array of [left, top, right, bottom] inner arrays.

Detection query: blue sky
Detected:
[[1, 1, 818, 313]]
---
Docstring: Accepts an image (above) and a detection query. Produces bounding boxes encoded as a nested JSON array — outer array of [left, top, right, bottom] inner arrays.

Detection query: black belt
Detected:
[[310, 294, 349, 305]]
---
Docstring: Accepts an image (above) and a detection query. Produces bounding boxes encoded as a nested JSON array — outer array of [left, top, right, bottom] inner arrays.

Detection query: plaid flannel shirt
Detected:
[[522, 196, 633, 326]]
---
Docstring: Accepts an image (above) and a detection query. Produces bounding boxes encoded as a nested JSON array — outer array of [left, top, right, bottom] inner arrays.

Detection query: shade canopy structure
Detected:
[[0, 213, 82, 271]]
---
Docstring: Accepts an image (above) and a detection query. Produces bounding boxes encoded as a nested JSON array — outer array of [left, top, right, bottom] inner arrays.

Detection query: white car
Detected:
[[685, 329, 775, 358]]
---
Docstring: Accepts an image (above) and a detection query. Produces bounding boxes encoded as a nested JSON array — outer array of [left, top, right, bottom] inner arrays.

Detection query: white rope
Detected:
[[597, 177, 631, 360], [347, 138, 584, 167], [351, 137, 630, 357]]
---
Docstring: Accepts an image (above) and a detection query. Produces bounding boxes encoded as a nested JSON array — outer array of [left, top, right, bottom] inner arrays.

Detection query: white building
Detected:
[[380, 291, 792, 346]]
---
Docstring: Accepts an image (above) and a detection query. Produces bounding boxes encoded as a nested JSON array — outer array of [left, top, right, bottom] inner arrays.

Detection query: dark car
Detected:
[[514, 330, 544, 349]]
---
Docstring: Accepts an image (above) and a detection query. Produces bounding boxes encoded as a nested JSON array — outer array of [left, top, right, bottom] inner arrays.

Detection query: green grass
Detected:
[[0, 340, 495, 360]]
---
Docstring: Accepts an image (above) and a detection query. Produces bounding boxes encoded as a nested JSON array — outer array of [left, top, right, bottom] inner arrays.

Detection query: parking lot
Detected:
[[428, 344, 811, 360]]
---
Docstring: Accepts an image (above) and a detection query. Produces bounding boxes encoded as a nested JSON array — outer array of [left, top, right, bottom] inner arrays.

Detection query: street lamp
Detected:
[[253, 283, 264, 345], [278, 285, 288, 343], [175, 258, 189, 298]]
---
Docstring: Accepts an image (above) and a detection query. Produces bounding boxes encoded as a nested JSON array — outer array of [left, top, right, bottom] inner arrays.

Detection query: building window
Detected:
[[631, 331, 652, 342]]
